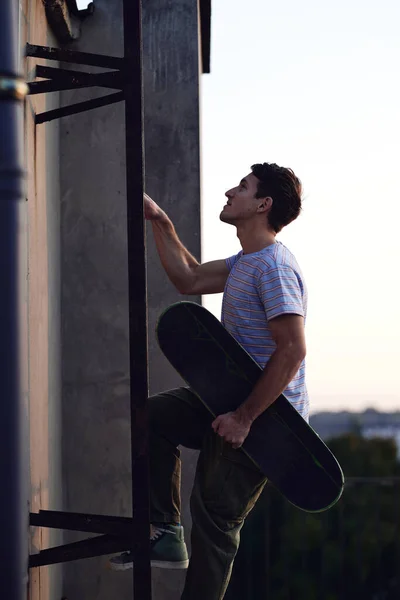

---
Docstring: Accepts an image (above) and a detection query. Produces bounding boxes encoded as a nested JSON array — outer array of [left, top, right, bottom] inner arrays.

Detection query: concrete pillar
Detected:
[[59, 1, 202, 598]]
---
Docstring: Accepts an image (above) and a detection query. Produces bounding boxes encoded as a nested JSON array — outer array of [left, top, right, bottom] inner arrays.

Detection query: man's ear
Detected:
[[257, 196, 273, 213]]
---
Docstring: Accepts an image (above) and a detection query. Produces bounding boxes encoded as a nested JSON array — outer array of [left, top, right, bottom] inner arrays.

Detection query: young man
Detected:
[[110, 162, 308, 600]]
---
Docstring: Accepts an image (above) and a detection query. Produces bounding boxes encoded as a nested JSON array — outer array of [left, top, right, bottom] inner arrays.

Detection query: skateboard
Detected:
[[156, 301, 344, 512]]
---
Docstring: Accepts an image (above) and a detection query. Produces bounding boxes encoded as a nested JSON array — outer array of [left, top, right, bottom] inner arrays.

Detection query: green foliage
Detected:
[[225, 434, 400, 600]]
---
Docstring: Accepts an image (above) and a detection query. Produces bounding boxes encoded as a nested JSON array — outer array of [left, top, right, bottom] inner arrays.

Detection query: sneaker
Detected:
[[108, 524, 189, 571]]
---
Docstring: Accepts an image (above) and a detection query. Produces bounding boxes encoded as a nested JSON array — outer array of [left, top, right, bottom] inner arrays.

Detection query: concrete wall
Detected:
[[59, 1, 202, 598], [21, 1, 63, 599]]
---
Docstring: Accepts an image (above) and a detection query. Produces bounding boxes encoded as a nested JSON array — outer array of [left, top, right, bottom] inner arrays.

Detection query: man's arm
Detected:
[[212, 314, 306, 448], [236, 314, 306, 421], [145, 193, 229, 295]]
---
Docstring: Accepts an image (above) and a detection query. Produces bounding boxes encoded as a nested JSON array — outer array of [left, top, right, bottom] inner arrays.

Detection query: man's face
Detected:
[[220, 173, 262, 224]]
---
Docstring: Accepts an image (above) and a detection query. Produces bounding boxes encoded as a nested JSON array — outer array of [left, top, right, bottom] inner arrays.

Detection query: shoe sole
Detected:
[[151, 559, 189, 570], [109, 559, 189, 572]]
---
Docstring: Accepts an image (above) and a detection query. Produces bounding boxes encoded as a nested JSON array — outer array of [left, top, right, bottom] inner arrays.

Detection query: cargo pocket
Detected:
[[199, 432, 266, 524]]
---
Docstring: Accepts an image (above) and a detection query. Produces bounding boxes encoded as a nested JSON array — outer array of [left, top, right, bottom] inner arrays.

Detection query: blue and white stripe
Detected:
[[222, 241, 309, 420]]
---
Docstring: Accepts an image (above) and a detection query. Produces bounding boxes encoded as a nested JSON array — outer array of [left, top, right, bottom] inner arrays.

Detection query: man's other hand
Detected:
[[211, 411, 252, 449]]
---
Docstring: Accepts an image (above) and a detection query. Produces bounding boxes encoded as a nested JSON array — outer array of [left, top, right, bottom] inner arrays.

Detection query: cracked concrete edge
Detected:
[[42, 0, 82, 43]]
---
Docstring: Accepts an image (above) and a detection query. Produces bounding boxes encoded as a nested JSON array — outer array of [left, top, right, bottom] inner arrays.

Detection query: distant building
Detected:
[[310, 409, 400, 457], [363, 426, 400, 458]]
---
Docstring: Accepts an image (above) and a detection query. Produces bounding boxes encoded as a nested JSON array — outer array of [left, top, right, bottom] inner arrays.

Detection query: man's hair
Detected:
[[251, 163, 302, 233]]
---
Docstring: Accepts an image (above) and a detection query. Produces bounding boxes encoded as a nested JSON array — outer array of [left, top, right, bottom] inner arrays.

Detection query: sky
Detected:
[[201, 0, 400, 413], [74, 0, 400, 413]]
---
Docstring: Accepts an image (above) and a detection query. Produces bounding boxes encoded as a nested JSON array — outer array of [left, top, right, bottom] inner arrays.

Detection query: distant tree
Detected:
[[349, 416, 363, 436], [225, 434, 400, 600]]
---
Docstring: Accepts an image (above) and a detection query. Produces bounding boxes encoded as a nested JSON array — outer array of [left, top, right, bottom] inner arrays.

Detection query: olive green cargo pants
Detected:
[[149, 387, 267, 600]]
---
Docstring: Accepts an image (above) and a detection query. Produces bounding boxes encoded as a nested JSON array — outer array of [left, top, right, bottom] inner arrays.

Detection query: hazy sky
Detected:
[[75, 0, 400, 413], [201, 0, 400, 413]]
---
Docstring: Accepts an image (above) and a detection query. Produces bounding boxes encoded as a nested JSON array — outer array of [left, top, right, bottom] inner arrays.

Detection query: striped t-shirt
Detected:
[[222, 241, 309, 420]]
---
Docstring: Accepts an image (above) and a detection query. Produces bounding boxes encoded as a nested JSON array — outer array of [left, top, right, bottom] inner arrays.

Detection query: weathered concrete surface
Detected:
[[22, 1, 63, 599], [59, 1, 202, 598]]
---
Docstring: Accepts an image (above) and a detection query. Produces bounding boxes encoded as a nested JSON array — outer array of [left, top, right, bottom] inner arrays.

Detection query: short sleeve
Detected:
[[225, 250, 243, 272], [257, 264, 304, 321]]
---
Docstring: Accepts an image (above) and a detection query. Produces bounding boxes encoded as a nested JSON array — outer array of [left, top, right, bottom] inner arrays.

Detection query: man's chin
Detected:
[[219, 211, 234, 224]]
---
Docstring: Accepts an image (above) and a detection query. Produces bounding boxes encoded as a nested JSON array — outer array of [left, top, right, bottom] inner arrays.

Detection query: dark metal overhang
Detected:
[[200, 0, 211, 73]]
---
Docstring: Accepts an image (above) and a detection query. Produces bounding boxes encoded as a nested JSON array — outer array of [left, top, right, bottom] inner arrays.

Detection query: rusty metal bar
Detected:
[[35, 91, 124, 124], [29, 534, 129, 568], [35, 64, 115, 81], [26, 43, 124, 70], [30, 509, 135, 536], [29, 71, 123, 95], [123, 0, 152, 597]]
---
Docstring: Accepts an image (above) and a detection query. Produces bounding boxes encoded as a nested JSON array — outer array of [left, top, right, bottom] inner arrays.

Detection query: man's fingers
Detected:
[[212, 415, 223, 431], [212, 414, 246, 449]]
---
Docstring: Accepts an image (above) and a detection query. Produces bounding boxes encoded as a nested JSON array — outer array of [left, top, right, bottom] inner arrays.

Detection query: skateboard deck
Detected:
[[156, 301, 344, 512]]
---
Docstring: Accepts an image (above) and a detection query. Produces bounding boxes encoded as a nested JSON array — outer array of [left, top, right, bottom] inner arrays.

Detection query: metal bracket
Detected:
[[29, 510, 139, 567], [26, 43, 124, 69], [35, 91, 124, 124], [26, 43, 126, 123], [29, 68, 123, 95]]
